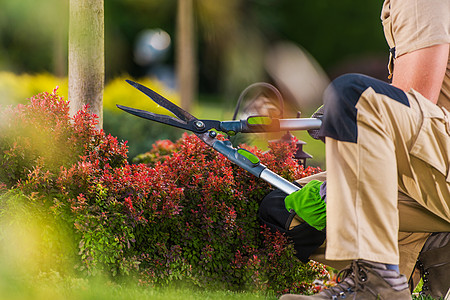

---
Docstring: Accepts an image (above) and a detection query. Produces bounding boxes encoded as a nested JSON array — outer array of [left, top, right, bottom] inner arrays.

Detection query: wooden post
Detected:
[[68, 0, 104, 128], [176, 0, 196, 111]]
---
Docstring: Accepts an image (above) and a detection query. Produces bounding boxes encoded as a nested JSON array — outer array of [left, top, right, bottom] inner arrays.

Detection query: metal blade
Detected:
[[194, 132, 216, 147], [116, 104, 190, 130], [125, 80, 195, 122]]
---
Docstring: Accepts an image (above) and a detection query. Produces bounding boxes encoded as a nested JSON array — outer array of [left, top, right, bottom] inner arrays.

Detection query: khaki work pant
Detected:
[[296, 173, 446, 278], [297, 74, 450, 277], [322, 76, 450, 267]]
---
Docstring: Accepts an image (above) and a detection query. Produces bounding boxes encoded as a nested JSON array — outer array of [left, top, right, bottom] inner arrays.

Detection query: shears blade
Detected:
[[116, 104, 190, 130], [125, 79, 195, 123]]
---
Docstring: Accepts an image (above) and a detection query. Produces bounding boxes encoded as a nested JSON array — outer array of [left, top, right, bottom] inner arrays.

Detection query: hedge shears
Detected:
[[117, 80, 322, 195]]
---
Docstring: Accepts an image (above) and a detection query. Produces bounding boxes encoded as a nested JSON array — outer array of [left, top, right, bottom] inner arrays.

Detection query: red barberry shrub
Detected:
[[0, 88, 128, 188], [129, 133, 327, 293], [0, 89, 329, 295]]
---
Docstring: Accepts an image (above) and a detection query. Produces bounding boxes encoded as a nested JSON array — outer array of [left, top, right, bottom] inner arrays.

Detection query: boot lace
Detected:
[[321, 261, 369, 299]]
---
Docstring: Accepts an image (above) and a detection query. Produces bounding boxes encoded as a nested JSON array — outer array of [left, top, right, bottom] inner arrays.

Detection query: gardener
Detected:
[[277, 0, 450, 299]]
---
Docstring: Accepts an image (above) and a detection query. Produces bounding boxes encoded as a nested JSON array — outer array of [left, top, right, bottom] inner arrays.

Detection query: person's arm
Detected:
[[391, 43, 449, 104]]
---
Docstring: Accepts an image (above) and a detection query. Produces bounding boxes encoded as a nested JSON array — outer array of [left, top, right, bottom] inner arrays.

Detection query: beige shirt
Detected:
[[381, 0, 450, 111]]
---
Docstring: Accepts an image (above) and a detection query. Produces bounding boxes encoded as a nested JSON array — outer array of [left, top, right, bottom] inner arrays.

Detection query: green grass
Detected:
[[0, 271, 277, 300], [0, 274, 440, 300], [1, 274, 438, 300]]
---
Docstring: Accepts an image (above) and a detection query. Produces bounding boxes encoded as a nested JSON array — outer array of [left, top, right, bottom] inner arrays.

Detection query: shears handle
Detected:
[[219, 116, 322, 135]]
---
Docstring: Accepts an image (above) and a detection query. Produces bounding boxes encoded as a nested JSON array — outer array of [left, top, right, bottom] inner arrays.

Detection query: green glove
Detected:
[[285, 180, 326, 231]]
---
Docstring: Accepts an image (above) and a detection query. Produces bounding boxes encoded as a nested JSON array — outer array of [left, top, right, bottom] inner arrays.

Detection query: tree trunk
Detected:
[[68, 0, 104, 128], [176, 0, 196, 111]]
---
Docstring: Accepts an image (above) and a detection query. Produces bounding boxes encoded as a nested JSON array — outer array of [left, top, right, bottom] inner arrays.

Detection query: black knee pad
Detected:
[[319, 73, 409, 143]]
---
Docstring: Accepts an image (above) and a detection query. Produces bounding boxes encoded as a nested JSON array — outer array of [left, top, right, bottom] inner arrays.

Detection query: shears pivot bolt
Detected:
[[194, 120, 205, 130]]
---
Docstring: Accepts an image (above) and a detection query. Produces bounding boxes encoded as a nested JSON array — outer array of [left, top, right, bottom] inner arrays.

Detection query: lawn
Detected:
[[0, 270, 277, 300], [0, 271, 437, 300]]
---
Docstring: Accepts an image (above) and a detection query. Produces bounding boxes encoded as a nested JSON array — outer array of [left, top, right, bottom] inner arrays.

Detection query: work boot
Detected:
[[279, 260, 411, 300], [414, 232, 450, 299]]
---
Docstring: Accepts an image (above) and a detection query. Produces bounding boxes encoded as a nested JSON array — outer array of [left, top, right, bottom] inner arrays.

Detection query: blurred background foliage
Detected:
[[0, 0, 389, 86], [0, 0, 390, 164]]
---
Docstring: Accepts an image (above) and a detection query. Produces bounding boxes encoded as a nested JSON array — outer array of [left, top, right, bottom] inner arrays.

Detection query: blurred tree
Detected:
[[68, 0, 104, 128], [175, 0, 261, 109], [185, 0, 270, 107]]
